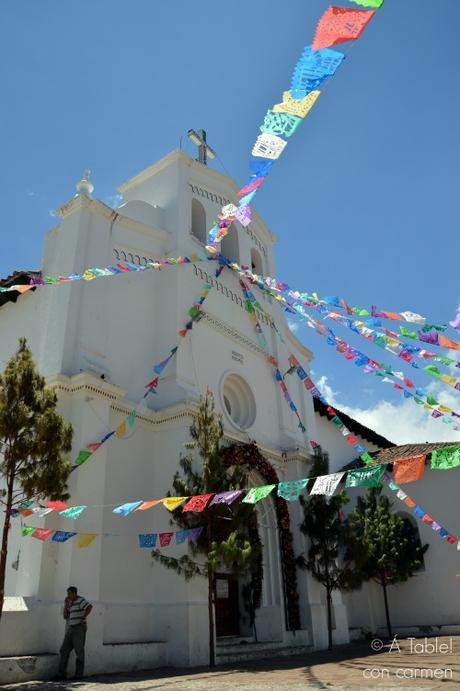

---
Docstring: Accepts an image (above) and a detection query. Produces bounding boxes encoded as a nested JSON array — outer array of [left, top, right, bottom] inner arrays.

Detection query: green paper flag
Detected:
[[424, 365, 441, 378], [127, 410, 137, 428], [400, 326, 417, 339], [361, 452, 374, 465], [426, 393, 439, 406], [346, 465, 386, 488], [76, 450, 93, 466], [350, 0, 384, 7], [431, 445, 460, 470], [242, 485, 276, 504], [59, 505, 87, 520], [22, 525, 35, 537]]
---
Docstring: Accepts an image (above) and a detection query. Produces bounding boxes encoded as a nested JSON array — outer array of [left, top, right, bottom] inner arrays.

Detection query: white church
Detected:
[[1, 147, 459, 683]]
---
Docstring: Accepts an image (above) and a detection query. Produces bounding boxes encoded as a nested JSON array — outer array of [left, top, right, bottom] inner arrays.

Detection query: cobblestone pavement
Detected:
[[3, 637, 459, 691]]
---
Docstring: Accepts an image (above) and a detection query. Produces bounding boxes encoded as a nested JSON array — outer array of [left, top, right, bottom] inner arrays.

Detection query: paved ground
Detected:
[[3, 636, 459, 691]]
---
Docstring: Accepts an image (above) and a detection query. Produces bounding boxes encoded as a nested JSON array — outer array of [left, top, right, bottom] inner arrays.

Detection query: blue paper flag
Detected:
[[139, 533, 157, 548], [291, 46, 345, 99], [52, 531, 77, 543], [113, 501, 143, 516], [175, 530, 189, 545]]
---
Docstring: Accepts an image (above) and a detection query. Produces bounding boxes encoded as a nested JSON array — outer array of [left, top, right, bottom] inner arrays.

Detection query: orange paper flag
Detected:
[[394, 455, 426, 485], [439, 335, 460, 351], [135, 500, 162, 511]]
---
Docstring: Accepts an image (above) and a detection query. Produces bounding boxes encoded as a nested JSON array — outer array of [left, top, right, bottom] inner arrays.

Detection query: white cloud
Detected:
[[316, 375, 460, 445], [287, 319, 300, 334], [104, 193, 123, 209], [48, 208, 57, 217]]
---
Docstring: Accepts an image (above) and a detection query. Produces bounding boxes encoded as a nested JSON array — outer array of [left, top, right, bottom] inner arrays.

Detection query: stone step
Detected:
[[0, 653, 57, 685], [216, 640, 313, 664]]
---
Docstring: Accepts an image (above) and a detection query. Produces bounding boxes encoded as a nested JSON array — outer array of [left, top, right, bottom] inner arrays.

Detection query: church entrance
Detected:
[[215, 574, 240, 637]]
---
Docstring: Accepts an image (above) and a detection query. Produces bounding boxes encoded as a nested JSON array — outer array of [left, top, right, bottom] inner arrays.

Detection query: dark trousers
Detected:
[[58, 624, 86, 677]]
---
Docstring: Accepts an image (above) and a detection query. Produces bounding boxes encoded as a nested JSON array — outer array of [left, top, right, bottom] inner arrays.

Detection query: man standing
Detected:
[[54, 586, 92, 681]]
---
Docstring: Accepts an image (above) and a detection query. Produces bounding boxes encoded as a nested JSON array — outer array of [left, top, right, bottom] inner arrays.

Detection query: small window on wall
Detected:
[[221, 225, 239, 263], [191, 199, 206, 244], [251, 248, 263, 275]]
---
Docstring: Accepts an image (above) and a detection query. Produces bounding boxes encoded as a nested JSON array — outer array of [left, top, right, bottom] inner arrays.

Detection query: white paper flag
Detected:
[[309, 472, 345, 497]]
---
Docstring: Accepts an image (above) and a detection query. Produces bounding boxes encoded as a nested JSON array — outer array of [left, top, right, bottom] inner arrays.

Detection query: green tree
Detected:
[[152, 390, 262, 665], [0, 338, 73, 619], [346, 486, 428, 639], [297, 450, 359, 650]]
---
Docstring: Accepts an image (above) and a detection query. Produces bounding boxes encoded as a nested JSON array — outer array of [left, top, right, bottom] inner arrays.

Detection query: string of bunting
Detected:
[[20, 524, 204, 549], [228, 262, 460, 424], [382, 472, 460, 548], [307, 304, 460, 379], [207, 2, 382, 252], [15, 440, 460, 549]]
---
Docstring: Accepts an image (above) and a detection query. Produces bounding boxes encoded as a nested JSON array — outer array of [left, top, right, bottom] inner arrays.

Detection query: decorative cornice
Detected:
[[56, 196, 115, 221], [46, 372, 127, 402], [201, 312, 266, 358]]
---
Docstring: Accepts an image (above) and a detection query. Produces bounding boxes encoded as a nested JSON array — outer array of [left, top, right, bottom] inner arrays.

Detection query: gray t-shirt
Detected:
[[66, 596, 91, 627]]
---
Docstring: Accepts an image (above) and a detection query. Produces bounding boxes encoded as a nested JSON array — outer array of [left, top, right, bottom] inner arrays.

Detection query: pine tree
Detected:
[[152, 390, 262, 665], [297, 450, 359, 650], [346, 486, 428, 639], [0, 338, 73, 618]]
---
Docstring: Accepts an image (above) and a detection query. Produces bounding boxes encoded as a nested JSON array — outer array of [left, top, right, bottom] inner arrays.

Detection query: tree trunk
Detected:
[[207, 518, 215, 667], [0, 477, 14, 621], [381, 577, 392, 639], [326, 586, 333, 650]]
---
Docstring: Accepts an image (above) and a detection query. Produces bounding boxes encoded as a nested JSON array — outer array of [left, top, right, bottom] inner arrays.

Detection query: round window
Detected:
[[222, 374, 256, 430]]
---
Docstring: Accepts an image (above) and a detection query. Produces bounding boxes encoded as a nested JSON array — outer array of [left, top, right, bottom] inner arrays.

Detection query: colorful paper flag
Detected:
[[115, 421, 126, 439], [346, 465, 386, 488], [159, 532, 174, 547], [189, 527, 204, 541], [32, 528, 54, 541], [135, 500, 162, 511], [22, 525, 35, 537], [113, 501, 143, 516], [182, 493, 214, 513], [309, 472, 344, 496], [76, 450, 93, 466], [127, 410, 137, 427], [209, 490, 244, 506], [312, 6, 375, 51], [59, 505, 87, 520], [52, 531, 77, 543], [78, 533, 97, 548], [277, 479, 309, 501], [162, 497, 188, 512], [242, 485, 276, 504], [42, 501, 69, 511], [139, 533, 157, 548], [393, 455, 426, 484], [431, 444, 460, 470]]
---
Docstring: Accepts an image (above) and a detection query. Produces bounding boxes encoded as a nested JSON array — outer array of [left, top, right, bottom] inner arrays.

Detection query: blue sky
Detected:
[[1, 0, 460, 443]]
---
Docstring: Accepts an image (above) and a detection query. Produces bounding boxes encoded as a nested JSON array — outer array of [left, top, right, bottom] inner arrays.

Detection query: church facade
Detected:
[[0, 149, 456, 683]]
